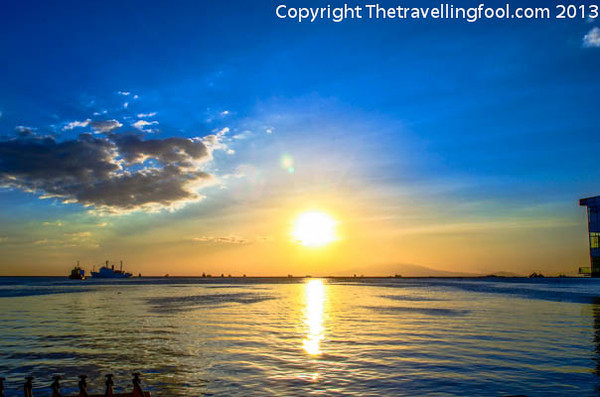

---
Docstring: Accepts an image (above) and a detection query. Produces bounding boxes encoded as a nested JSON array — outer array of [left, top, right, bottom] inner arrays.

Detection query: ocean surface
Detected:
[[1, 277, 600, 396]]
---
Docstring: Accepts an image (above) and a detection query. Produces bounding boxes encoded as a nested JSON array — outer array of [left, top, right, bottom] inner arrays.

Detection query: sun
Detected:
[[292, 211, 337, 247]]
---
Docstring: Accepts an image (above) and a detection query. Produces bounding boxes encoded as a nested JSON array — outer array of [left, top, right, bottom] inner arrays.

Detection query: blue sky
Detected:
[[0, 0, 599, 275]]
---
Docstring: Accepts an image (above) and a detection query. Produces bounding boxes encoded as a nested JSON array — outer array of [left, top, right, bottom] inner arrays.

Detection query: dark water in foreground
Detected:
[[1, 277, 600, 396]]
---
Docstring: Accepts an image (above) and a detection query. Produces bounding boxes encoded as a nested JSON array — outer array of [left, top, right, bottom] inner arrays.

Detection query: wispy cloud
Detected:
[[132, 119, 158, 132], [63, 119, 91, 131], [15, 126, 37, 137], [43, 220, 63, 227], [232, 130, 252, 140], [65, 231, 92, 241], [583, 27, 600, 48], [202, 127, 230, 152], [137, 112, 157, 118], [192, 235, 250, 244]]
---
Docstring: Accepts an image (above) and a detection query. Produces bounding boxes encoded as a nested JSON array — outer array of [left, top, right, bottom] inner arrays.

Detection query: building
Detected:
[[580, 196, 600, 277]]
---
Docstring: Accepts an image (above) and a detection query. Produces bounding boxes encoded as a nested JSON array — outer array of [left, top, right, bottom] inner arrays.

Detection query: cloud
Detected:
[[192, 235, 250, 244], [202, 127, 230, 152], [61, 119, 122, 133], [137, 112, 157, 118], [43, 220, 63, 227], [15, 126, 37, 137], [63, 119, 91, 131], [132, 119, 158, 132], [0, 132, 213, 213], [90, 120, 122, 133], [583, 27, 600, 48], [65, 231, 92, 241], [118, 91, 130, 96], [110, 133, 208, 166], [232, 130, 251, 140]]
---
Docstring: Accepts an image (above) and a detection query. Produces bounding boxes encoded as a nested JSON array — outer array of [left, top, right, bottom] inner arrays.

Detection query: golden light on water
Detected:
[[302, 279, 326, 355], [292, 212, 337, 247]]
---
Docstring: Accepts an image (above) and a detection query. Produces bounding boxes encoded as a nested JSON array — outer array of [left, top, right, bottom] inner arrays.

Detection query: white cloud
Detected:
[[132, 119, 159, 132], [123, 102, 129, 109], [93, 110, 108, 116], [583, 27, 600, 48], [63, 119, 91, 131], [202, 127, 230, 152], [137, 112, 157, 118], [118, 91, 131, 96]]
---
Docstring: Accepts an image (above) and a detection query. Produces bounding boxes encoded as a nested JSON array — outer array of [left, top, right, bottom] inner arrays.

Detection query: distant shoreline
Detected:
[[0, 275, 587, 279]]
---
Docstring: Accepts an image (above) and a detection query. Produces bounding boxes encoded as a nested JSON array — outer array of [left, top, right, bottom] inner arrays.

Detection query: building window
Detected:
[[592, 232, 600, 249], [591, 208, 600, 228]]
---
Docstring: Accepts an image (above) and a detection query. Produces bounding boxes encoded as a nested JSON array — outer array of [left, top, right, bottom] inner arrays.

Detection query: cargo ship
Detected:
[[91, 260, 132, 278], [68, 261, 86, 280]]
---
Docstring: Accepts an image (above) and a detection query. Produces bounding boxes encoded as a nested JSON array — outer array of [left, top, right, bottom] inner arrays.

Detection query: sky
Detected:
[[0, 0, 599, 276]]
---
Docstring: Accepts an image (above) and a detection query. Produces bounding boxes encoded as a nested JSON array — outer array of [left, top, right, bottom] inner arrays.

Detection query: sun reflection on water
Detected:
[[302, 279, 326, 355]]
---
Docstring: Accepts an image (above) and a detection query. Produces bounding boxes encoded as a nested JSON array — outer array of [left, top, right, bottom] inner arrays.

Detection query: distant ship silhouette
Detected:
[[91, 260, 132, 278]]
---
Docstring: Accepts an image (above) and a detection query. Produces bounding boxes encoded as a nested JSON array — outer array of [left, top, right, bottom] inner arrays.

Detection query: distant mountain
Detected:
[[345, 263, 480, 278], [485, 271, 523, 277]]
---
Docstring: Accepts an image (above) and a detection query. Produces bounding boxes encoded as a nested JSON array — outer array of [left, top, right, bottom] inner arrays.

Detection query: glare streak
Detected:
[[302, 279, 326, 355]]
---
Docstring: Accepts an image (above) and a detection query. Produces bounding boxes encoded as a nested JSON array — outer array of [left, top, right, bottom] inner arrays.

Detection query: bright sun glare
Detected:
[[292, 211, 337, 247]]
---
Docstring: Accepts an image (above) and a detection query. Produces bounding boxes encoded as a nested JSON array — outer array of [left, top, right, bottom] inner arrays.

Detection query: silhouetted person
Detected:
[[51, 375, 62, 397], [24, 377, 34, 397], [104, 374, 114, 397], [78, 375, 89, 397]]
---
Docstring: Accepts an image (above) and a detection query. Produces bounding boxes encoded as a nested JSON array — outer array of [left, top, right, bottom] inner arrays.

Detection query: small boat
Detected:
[[91, 260, 132, 279], [68, 261, 86, 280]]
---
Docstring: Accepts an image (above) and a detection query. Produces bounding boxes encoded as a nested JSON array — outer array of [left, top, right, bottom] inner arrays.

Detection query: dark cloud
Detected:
[[0, 133, 212, 213], [110, 134, 208, 166], [90, 119, 122, 133]]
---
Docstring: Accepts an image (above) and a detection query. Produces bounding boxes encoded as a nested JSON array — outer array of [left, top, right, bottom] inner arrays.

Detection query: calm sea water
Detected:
[[1, 277, 600, 396]]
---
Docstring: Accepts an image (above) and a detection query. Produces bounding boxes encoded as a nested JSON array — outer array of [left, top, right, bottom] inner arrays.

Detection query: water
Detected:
[[1, 277, 599, 396]]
